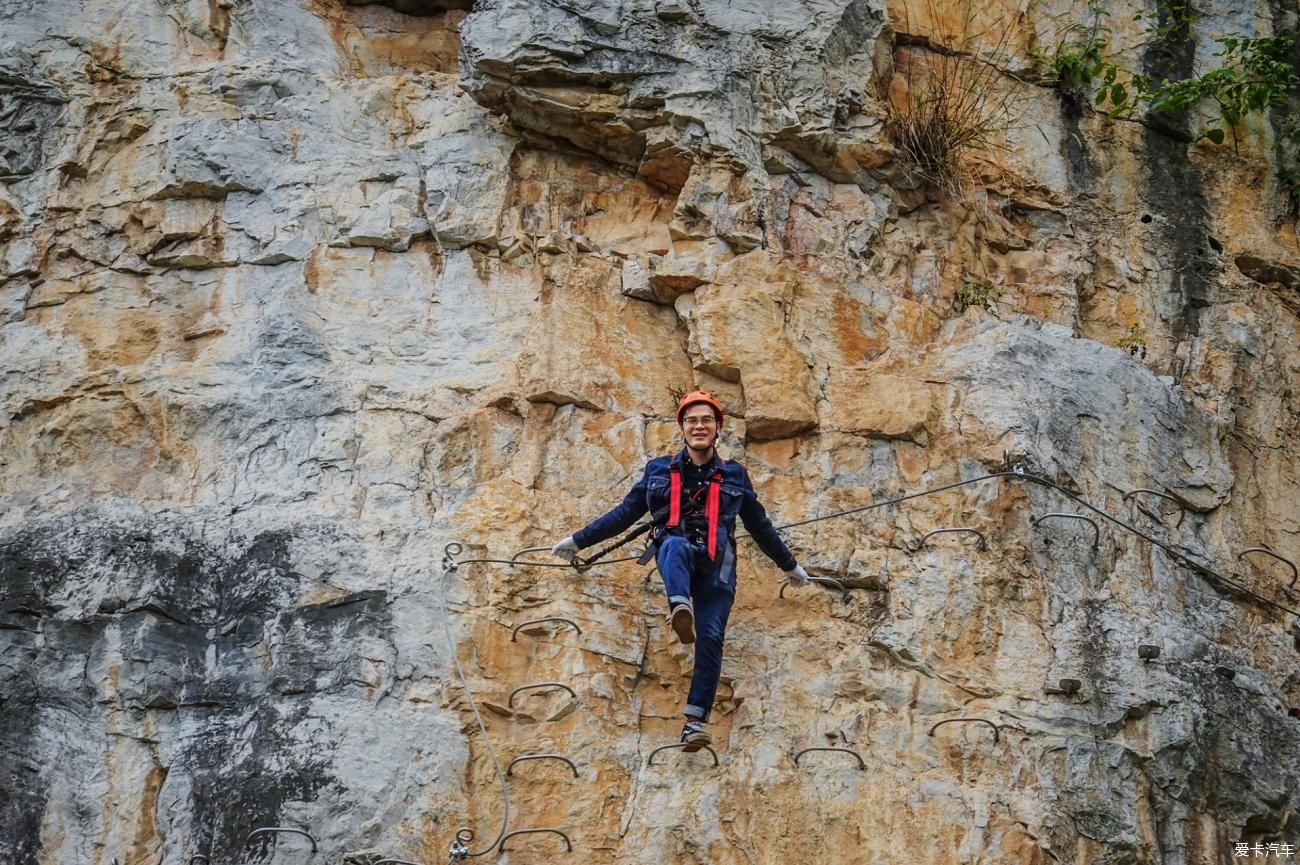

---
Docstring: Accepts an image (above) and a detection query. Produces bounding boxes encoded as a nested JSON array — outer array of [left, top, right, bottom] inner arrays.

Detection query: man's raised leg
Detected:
[[656, 535, 696, 645]]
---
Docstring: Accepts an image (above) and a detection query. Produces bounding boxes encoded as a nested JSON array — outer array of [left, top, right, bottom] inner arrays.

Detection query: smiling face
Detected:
[[679, 404, 720, 453]]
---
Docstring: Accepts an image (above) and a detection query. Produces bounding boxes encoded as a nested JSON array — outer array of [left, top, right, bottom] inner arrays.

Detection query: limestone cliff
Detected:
[[2, 1, 1299, 863]]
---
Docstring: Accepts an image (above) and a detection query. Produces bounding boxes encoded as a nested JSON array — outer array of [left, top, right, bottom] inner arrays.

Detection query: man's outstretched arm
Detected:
[[569, 465, 651, 549], [737, 467, 798, 572]]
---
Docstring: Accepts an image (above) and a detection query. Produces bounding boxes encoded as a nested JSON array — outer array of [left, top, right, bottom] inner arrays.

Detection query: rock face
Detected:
[[2, 0, 1300, 864]]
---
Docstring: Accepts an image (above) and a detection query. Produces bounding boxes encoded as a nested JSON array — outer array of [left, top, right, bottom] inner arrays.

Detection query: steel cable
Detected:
[[436, 463, 1296, 856]]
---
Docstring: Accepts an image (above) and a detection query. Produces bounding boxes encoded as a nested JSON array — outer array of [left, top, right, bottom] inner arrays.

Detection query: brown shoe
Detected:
[[668, 602, 695, 645]]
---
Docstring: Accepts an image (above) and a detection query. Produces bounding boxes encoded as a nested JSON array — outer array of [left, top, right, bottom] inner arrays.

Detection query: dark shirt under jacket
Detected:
[[676, 458, 714, 542]]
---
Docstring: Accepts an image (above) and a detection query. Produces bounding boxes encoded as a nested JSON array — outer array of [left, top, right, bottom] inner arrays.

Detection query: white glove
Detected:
[[784, 564, 810, 587], [551, 536, 579, 561]]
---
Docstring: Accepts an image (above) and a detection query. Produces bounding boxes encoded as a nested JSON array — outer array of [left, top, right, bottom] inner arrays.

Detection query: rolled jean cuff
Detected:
[[685, 704, 707, 721], [669, 595, 691, 607]]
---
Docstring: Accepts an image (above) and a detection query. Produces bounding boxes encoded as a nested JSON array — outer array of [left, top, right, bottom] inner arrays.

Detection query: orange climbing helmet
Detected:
[[676, 390, 724, 426]]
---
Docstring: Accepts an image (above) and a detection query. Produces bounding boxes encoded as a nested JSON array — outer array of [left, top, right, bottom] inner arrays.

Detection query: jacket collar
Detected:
[[671, 447, 723, 472]]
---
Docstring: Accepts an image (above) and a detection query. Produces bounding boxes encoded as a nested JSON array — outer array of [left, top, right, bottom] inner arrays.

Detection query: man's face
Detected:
[[680, 407, 719, 450]]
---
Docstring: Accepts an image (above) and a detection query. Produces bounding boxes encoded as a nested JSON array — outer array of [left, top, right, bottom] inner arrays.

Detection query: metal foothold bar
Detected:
[[646, 743, 721, 767], [779, 576, 849, 599], [918, 527, 988, 552], [927, 718, 1001, 744], [1237, 548, 1299, 589], [244, 827, 319, 852], [498, 828, 573, 853], [507, 682, 578, 710], [1030, 513, 1101, 548], [510, 617, 583, 642], [1123, 489, 1186, 528], [510, 546, 553, 563], [1044, 678, 1082, 695], [506, 754, 580, 778], [792, 747, 867, 769], [189, 857, 210, 865]]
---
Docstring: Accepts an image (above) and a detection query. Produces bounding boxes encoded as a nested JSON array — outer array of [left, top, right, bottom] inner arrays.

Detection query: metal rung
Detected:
[[1237, 547, 1298, 589], [917, 527, 988, 552], [1030, 513, 1100, 548], [508, 682, 578, 710], [1044, 678, 1081, 696], [506, 754, 579, 778], [511, 545, 554, 563], [511, 617, 582, 642], [1123, 489, 1186, 527], [779, 576, 849, 599], [498, 828, 572, 853], [792, 747, 866, 769], [244, 827, 318, 852], [647, 743, 720, 767], [927, 718, 1000, 744]]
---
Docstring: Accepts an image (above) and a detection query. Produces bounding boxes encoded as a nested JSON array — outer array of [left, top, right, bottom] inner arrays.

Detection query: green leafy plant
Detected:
[[1133, 34, 1298, 149], [1046, 1, 1298, 150], [1133, 0, 1199, 46], [1052, 20, 1107, 92], [1049, 3, 1132, 114], [1117, 323, 1148, 359], [955, 279, 1000, 315]]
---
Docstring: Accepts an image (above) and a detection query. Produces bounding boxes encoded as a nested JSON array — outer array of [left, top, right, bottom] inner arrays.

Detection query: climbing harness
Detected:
[[665, 459, 724, 558]]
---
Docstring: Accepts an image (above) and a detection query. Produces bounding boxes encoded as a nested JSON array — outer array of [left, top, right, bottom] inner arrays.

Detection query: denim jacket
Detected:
[[573, 449, 796, 592]]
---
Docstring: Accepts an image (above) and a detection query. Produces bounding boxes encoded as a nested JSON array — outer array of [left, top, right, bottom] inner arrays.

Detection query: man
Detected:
[[551, 390, 811, 751]]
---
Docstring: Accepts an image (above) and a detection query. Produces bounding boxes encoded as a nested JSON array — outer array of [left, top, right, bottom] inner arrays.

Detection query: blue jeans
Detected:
[[656, 535, 735, 723]]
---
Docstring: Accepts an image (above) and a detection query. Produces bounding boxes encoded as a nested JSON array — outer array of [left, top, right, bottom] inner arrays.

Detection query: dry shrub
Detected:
[[879, 0, 1026, 198]]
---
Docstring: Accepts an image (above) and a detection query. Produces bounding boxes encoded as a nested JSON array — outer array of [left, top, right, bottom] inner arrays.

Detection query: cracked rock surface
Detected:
[[2, 0, 1300, 863]]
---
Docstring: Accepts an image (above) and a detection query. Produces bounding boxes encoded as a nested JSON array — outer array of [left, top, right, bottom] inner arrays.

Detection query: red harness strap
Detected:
[[665, 462, 724, 560], [668, 469, 682, 528], [704, 473, 721, 559]]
